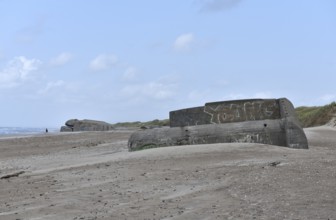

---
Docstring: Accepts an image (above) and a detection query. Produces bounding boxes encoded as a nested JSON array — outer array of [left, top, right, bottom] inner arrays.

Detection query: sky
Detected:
[[0, 0, 335, 127]]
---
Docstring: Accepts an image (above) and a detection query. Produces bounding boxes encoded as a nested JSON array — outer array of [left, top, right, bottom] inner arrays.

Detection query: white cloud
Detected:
[[89, 54, 118, 71], [15, 17, 45, 44], [121, 80, 177, 101], [38, 80, 66, 95], [213, 79, 230, 87], [197, 0, 243, 12], [223, 92, 273, 100], [221, 93, 244, 100], [173, 33, 195, 52], [0, 56, 42, 88], [49, 52, 73, 66], [188, 90, 211, 101], [122, 67, 137, 81], [252, 92, 273, 99], [320, 94, 335, 102]]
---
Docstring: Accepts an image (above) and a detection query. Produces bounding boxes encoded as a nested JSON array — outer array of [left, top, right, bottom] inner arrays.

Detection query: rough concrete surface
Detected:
[[0, 126, 335, 219], [60, 119, 114, 132], [130, 98, 308, 150]]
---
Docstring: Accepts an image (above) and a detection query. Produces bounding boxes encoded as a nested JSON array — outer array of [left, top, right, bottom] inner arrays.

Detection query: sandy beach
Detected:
[[0, 126, 335, 220]]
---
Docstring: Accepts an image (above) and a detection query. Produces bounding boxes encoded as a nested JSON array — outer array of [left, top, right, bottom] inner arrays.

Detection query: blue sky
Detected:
[[0, 0, 335, 127]]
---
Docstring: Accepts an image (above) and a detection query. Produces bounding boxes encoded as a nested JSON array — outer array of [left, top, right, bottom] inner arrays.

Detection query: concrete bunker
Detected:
[[128, 98, 308, 151], [60, 119, 114, 132]]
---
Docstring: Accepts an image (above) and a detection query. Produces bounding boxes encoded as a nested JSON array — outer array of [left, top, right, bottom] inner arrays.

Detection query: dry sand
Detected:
[[0, 126, 335, 220]]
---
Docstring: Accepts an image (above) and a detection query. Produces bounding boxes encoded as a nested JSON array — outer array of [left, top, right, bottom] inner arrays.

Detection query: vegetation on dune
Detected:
[[295, 102, 336, 128], [113, 119, 170, 128]]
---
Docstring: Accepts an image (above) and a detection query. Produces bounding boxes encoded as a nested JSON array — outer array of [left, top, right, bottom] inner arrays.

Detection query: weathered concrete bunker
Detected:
[[60, 119, 114, 132], [128, 98, 308, 151]]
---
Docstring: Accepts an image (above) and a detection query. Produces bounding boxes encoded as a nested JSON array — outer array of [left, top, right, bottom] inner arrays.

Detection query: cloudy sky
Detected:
[[1, 0, 335, 127]]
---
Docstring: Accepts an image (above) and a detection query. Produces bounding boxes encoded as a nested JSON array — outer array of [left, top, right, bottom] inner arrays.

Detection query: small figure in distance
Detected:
[[46, 128, 48, 133]]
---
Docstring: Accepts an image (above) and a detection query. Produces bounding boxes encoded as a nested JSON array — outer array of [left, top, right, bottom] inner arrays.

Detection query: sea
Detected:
[[0, 127, 59, 137]]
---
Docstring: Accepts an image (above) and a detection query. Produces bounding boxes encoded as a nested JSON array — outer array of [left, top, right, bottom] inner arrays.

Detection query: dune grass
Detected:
[[295, 102, 336, 127], [113, 119, 170, 128]]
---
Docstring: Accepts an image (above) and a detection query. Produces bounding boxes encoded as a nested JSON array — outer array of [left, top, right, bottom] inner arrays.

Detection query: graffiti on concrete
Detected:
[[204, 100, 280, 124], [130, 98, 308, 150]]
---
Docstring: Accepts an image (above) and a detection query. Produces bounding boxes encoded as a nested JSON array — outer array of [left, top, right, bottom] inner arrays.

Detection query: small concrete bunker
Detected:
[[128, 98, 308, 151]]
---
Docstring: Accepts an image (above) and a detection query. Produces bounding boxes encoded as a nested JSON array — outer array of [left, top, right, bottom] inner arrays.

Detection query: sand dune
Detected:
[[0, 126, 335, 219]]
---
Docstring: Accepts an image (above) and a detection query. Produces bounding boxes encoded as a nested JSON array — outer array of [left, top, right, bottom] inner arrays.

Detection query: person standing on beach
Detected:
[[46, 128, 48, 133]]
